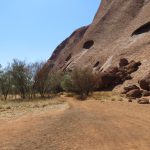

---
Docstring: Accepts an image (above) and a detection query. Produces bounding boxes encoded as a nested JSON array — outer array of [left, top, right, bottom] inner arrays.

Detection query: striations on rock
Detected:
[[45, 0, 150, 87]]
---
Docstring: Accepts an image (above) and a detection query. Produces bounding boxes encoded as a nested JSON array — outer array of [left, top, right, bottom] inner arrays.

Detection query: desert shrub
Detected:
[[118, 98, 124, 101], [62, 68, 99, 99], [0, 69, 12, 100], [111, 98, 116, 101], [34, 62, 49, 98], [48, 72, 64, 94], [10, 59, 31, 99], [65, 93, 74, 97], [61, 74, 73, 92], [34, 66, 64, 97]]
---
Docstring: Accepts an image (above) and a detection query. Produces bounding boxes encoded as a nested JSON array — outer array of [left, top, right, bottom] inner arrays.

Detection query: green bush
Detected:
[[48, 72, 64, 94], [61, 74, 73, 92], [62, 68, 99, 99]]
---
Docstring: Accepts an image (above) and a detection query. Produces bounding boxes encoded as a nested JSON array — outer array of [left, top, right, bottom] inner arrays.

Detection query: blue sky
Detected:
[[0, 0, 100, 66]]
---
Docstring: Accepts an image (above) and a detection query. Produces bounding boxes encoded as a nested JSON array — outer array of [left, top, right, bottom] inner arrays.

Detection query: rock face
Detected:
[[139, 73, 150, 91], [122, 85, 140, 94], [142, 90, 150, 96], [46, 0, 150, 84], [126, 89, 142, 99], [119, 58, 129, 68], [98, 59, 141, 89], [137, 98, 150, 104]]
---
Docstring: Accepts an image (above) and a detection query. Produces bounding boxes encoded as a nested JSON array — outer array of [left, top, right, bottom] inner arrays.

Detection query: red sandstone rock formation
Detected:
[[46, 0, 150, 84]]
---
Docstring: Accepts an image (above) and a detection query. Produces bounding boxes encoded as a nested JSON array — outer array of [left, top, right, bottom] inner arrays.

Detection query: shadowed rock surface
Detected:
[[126, 89, 142, 99], [139, 73, 150, 91], [137, 98, 150, 104], [122, 85, 140, 94], [97, 59, 141, 90]]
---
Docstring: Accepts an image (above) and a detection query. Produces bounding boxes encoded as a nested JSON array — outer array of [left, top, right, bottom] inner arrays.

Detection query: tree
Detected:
[[62, 68, 99, 99], [10, 59, 30, 99], [48, 72, 64, 94], [27, 61, 47, 98], [0, 69, 12, 100], [33, 61, 49, 98], [61, 74, 73, 92]]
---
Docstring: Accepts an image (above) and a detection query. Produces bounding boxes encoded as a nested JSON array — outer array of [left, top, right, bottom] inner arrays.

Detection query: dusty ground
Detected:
[[0, 95, 149, 150], [0, 97, 68, 120]]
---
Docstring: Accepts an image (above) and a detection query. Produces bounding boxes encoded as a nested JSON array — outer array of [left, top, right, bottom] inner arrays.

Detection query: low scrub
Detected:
[[92, 91, 125, 102], [62, 68, 99, 99]]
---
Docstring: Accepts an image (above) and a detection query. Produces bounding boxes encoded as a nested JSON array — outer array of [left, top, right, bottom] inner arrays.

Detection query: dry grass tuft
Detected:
[[92, 91, 126, 102], [64, 92, 75, 98]]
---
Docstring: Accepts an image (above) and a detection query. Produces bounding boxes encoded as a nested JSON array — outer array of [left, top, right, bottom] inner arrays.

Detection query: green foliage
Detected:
[[61, 74, 73, 92], [0, 61, 101, 101], [48, 72, 64, 94], [62, 68, 99, 99], [10, 59, 30, 99], [0, 69, 12, 100]]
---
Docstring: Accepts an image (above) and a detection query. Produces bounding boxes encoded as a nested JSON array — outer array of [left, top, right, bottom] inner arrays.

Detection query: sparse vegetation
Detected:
[[92, 91, 125, 102], [0, 67, 12, 100], [0, 96, 67, 119], [0, 59, 126, 101], [61, 67, 99, 99], [34, 61, 49, 98], [10, 59, 32, 99], [48, 72, 64, 94], [111, 98, 116, 101]]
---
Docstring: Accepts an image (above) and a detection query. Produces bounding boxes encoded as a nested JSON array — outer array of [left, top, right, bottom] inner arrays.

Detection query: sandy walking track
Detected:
[[0, 99, 150, 150]]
